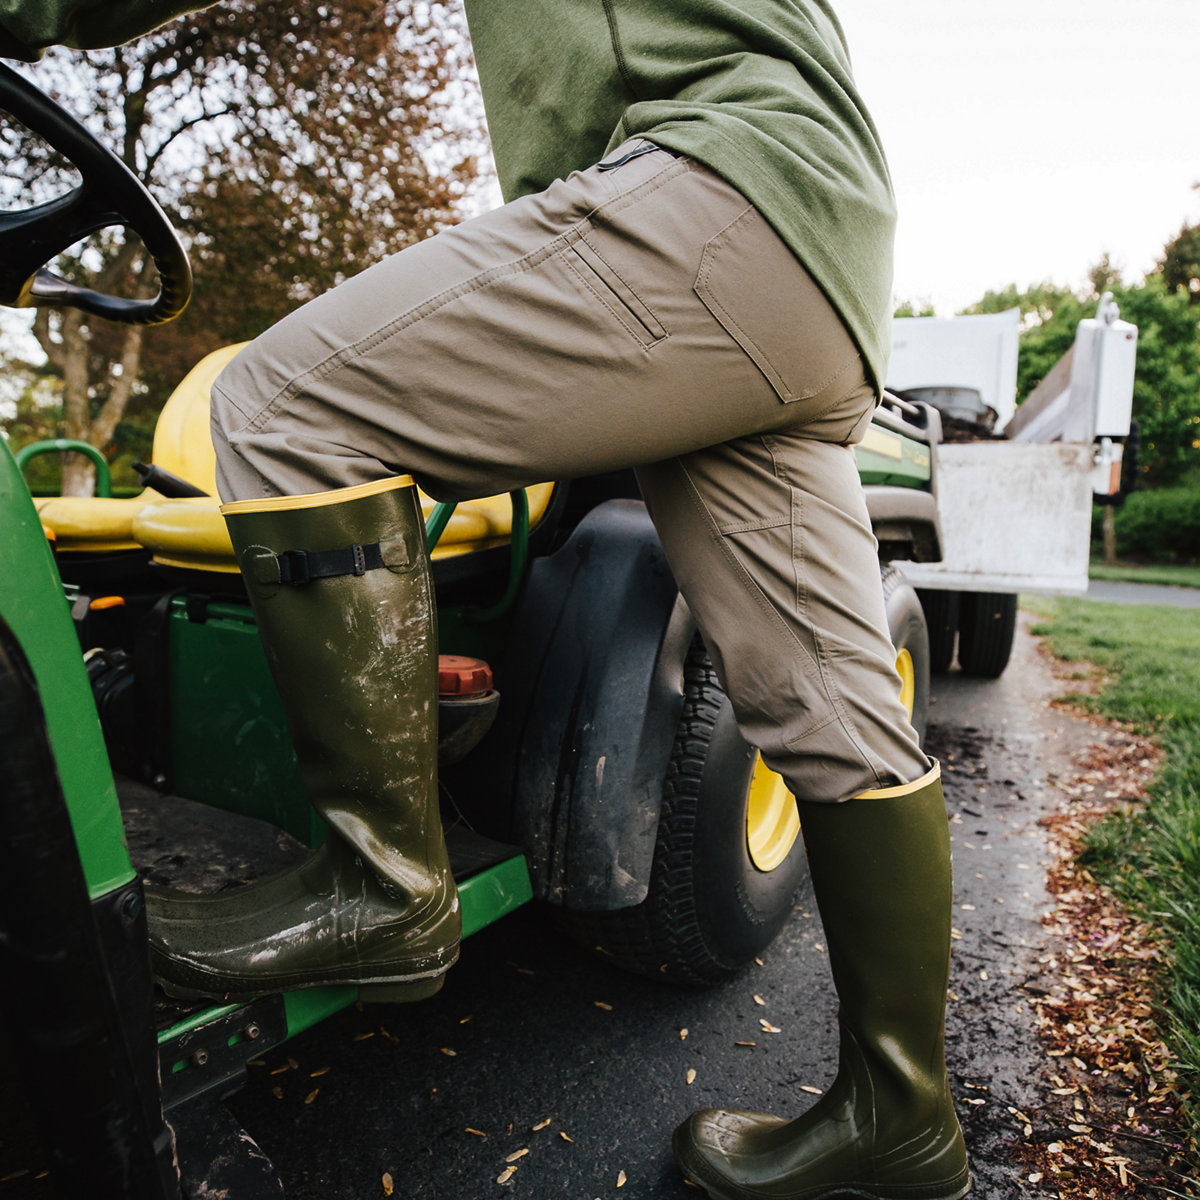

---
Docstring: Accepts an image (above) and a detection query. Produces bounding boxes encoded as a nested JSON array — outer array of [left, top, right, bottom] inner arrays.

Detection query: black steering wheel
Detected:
[[0, 61, 191, 325]]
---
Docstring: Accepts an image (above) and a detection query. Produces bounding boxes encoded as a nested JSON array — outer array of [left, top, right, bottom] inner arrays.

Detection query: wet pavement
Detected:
[[0, 617, 1107, 1199], [1085, 579, 1200, 607], [207, 618, 1093, 1200]]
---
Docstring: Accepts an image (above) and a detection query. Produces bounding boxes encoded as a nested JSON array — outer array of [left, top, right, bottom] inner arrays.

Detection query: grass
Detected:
[[1089, 561, 1200, 589], [1027, 595, 1200, 1147]]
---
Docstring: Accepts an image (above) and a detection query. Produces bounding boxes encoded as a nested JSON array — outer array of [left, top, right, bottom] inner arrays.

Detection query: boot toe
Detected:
[[673, 1109, 787, 1198]]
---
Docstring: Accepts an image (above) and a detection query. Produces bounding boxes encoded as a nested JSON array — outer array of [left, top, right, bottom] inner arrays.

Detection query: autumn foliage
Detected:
[[4, 0, 482, 494]]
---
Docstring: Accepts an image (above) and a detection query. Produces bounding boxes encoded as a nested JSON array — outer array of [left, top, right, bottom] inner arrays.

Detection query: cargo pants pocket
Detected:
[[693, 206, 863, 407], [562, 226, 668, 349]]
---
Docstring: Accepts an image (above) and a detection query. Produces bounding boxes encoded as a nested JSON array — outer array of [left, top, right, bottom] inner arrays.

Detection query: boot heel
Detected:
[[359, 975, 445, 1004]]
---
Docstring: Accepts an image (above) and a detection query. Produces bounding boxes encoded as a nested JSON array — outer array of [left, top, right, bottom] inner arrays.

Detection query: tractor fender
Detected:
[[475, 499, 694, 910]]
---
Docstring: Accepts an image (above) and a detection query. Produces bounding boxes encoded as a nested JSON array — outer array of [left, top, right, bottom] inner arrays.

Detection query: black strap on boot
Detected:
[[275, 543, 385, 586]]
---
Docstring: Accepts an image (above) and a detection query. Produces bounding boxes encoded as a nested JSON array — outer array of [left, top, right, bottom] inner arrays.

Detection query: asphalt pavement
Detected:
[[0, 606, 1143, 1200], [211, 618, 1094, 1200], [1085, 578, 1200, 607]]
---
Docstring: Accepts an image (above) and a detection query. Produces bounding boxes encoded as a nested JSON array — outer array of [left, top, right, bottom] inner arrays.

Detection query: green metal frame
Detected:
[[16, 438, 113, 497], [853, 424, 932, 489], [0, 440, 131, 897]]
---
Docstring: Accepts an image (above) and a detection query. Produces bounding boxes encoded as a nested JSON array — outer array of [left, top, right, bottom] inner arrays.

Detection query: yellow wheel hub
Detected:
[[896, 647, 915, 720], [746, 755, 801, 873], [744, 646, 917, 873]]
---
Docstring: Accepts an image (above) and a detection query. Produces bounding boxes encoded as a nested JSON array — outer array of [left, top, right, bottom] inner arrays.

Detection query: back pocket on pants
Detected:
[[694, 206, 861, 405]]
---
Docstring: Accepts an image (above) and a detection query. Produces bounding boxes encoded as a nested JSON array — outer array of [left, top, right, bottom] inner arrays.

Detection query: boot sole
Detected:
[[156, 951, 458, 1005], [674, 1133, 972, 1200], [679, 1176, 971, 1200]]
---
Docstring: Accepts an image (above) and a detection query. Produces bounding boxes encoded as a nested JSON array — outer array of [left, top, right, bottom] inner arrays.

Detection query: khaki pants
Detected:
[[212, 143, 929, 801]]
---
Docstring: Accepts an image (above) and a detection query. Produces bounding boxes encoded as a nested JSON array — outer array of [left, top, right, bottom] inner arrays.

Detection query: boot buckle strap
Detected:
[[276, 542, 385, 586]]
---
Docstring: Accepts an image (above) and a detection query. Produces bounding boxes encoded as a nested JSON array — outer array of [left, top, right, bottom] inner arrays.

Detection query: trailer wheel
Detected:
[[917, 589, 959, 675], [883, 566, 930, 741], [957, 591, 1017, 678], [560, 636, 806, 986]]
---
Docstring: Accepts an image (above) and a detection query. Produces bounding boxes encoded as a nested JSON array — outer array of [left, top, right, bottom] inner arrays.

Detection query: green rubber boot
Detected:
[[146, 477, 460, 1003], [673, 766, 970, 1199]]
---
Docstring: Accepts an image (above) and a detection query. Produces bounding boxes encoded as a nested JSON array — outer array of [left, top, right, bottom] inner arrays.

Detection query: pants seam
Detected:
[[678, 458, 848, 750], [762, 433, 886, 784]]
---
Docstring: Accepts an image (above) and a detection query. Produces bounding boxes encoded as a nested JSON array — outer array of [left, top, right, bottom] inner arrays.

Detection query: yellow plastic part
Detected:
[[745, 755, 802, 873], [150, 342, 246, 493], [34, 495, 152, 552], [895, 647, 915, 722], [31, 342, 557, 566]]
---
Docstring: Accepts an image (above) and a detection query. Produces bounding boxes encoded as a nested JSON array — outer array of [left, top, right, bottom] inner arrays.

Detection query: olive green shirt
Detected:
[[2, 0, 896, 390]]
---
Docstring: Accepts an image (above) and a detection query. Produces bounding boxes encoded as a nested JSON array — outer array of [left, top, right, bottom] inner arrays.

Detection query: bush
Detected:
[[1093, 486, 1200, 563]]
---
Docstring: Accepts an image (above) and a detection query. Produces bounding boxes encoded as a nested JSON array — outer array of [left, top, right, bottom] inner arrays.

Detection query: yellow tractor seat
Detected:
[[35, 344, 237, 551], [134, 482, 558, 573], [37, 343, 557, 568]]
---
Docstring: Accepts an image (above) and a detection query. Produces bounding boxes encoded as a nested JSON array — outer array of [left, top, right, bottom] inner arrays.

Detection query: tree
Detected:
[[963, 266, 1200, 488], [2, 0, 481, 495], [893, 298, 936, 318], [1160, 218, 1200, 306]]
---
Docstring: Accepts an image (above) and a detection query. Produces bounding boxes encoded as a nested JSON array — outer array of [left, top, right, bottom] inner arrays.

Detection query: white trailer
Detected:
[[888, 295, 1139, 676]]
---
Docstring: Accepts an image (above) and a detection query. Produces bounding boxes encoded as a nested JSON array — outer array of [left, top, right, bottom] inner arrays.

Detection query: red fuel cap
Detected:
[[437, 655, 493, 697]]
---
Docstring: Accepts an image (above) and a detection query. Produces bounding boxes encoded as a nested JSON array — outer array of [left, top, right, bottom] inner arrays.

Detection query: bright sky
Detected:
[[833, 0, 1200, 314]]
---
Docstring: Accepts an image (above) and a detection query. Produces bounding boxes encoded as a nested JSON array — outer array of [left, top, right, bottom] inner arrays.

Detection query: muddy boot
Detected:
[[146, 477, 460, 1002], [673, 766, 970, 1199]]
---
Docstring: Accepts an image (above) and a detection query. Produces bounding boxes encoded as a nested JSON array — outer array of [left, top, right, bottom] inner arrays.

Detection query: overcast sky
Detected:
[[832, 0, 1199, 314]]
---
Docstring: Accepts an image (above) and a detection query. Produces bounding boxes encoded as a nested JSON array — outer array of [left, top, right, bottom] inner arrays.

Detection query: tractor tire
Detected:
[[957, 591, 1017, 678], [560, 636, 807, 986], [883, 566, 931, 742], [917, 588, 959, 675]]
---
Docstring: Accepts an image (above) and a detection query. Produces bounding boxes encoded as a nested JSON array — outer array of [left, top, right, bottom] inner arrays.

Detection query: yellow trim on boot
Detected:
[[220, 475, 416, 517], [853, 761, 941, 800]]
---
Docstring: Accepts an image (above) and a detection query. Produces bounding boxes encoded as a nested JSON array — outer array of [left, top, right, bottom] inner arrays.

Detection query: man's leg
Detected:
[[196, 147, 965, 1199], [635, 405, 967, 1196], [210, 145, 866, 509]]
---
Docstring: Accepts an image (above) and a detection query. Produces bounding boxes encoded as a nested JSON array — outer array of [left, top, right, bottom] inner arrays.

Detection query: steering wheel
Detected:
[[0, 61, 191, 325]]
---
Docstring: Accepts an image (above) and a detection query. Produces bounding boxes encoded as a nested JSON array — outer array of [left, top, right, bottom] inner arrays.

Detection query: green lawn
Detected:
[[1089, 561, 1200, 589], [1027, 596, 1200, 1149]]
